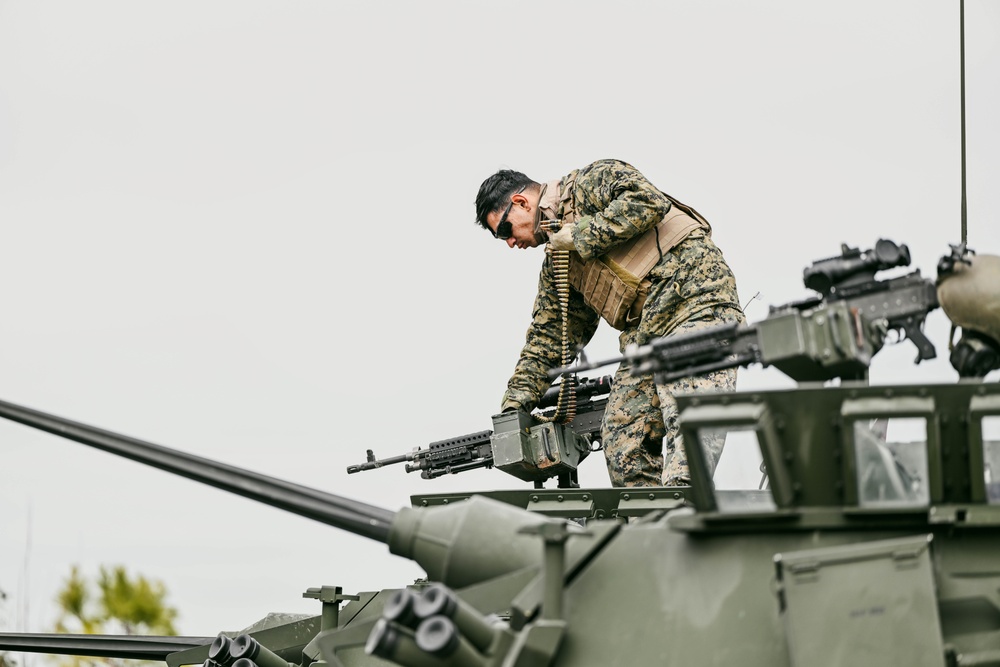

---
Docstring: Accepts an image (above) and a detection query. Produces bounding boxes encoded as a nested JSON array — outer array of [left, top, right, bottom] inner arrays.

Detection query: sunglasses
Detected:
[[492, 185, 526, 240]]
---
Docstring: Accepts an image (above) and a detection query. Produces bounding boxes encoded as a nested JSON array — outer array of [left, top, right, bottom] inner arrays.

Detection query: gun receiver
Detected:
[[796, 267, 939, 363], [347, 376, 612, 487], [551, 239, 939, 384]]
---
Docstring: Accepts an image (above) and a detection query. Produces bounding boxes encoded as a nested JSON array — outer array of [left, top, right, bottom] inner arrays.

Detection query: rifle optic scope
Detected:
[[803, 239, 910, 295]]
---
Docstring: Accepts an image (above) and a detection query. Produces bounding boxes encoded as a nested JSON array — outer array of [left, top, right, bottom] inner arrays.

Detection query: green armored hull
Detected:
[[3, 373, 1000, 666]]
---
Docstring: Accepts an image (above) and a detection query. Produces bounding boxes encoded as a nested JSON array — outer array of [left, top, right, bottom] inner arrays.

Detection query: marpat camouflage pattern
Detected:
[[501, 160, 743, 486]]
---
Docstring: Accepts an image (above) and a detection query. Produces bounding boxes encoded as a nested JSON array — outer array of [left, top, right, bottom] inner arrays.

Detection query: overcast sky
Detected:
[[1, 0, 998, 644]]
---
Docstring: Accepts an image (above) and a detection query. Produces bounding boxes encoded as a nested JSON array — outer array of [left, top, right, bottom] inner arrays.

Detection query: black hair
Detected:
[[474, 169, 538, 231]]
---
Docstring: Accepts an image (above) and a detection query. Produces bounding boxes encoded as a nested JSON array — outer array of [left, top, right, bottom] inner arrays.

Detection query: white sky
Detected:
[[1, 0, 998, 643]]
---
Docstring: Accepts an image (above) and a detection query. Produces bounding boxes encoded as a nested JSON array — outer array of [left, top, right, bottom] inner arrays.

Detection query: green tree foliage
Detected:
[[55, 566, 177, 637], [53, 566, 178, 667]]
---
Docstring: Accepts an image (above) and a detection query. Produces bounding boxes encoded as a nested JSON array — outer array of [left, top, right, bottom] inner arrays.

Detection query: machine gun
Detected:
[[346, 375, 612, 488], [796, 238, 937, 362], [552, 239, 939, 385]]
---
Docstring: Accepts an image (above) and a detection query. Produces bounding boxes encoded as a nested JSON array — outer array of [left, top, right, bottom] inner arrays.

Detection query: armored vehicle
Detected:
[[2, 3, 997, 662], [1, 238, 999, 666]]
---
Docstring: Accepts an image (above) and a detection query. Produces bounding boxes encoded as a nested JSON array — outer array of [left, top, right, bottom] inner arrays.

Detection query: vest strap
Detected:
[[554, 173, 711, 330]]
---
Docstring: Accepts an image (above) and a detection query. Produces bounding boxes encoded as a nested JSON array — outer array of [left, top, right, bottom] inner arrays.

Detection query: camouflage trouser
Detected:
[[601, 315, 739, 487]]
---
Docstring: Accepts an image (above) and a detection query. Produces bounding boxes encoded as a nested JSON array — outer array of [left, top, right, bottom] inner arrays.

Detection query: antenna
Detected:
[[960, 0, 968, 244]]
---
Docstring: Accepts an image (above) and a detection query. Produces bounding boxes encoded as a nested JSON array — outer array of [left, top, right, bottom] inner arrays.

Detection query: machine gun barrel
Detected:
[[549, 323, 761, 383], [631, 323, 761, 379], [403, 430, 494, 478], [346, 449, 412, 473], [0, 633, 213, 660], [0, 399, 395, 543], [348, 430, 494, 478]]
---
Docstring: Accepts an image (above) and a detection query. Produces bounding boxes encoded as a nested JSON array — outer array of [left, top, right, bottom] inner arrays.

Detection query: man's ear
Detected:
[[511, 192, 530, 209]]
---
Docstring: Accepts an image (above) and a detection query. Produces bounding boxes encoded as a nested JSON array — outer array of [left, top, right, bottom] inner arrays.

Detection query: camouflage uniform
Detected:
[[501, 159, 744, 487]]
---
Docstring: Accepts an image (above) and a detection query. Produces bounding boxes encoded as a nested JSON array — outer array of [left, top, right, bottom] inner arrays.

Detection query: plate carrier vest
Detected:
[[554, 171, 712, 330]]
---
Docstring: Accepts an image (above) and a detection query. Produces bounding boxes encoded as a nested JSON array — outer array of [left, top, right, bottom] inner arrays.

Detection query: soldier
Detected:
[[475, 159, 744, 487]]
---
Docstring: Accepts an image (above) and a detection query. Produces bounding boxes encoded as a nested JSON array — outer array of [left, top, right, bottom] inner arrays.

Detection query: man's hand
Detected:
[[548, 225, 575, 251]]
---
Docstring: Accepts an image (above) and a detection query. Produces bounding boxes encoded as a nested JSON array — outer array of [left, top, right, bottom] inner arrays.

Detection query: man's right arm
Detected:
[[502, 254, 600, 412]]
